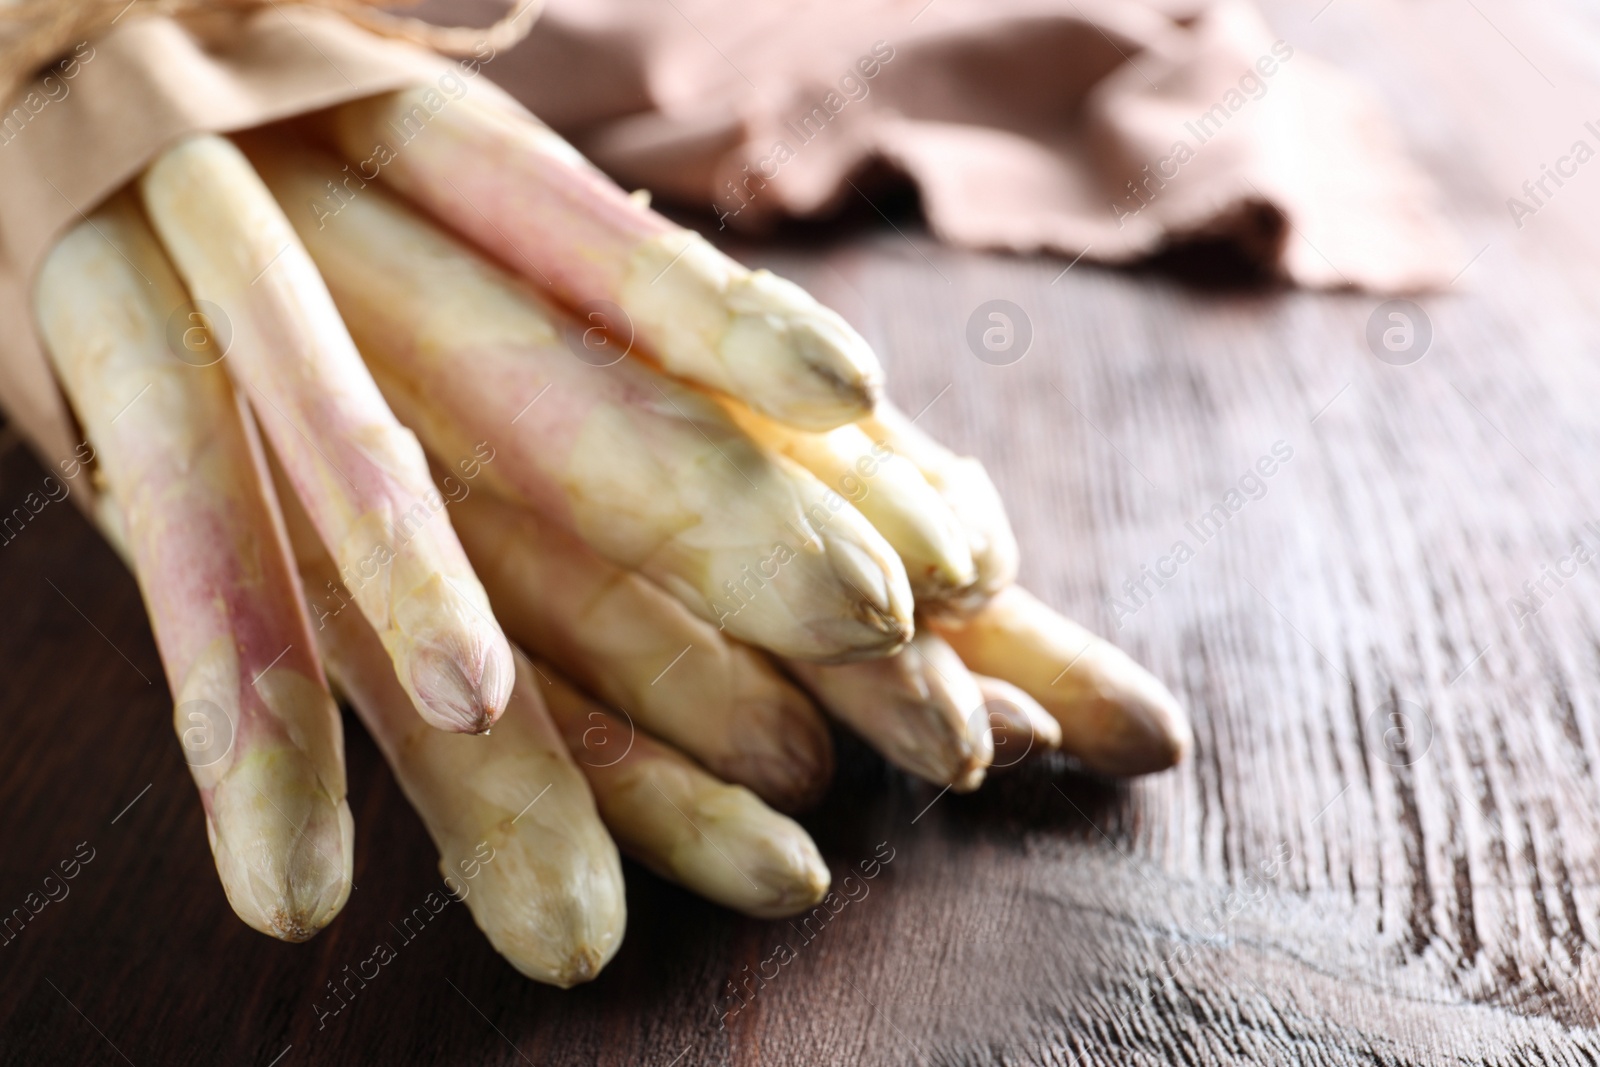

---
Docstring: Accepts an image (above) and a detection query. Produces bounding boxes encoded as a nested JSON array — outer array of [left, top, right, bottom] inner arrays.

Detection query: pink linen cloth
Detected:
[[463, 0, 1457, 289]]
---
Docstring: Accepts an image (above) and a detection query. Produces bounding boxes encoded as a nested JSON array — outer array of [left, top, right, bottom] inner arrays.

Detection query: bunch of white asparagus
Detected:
[[32, 89, 1190, 985]]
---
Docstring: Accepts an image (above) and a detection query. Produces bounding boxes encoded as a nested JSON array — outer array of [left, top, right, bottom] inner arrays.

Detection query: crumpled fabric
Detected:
[[469, 0, 1459, 290]]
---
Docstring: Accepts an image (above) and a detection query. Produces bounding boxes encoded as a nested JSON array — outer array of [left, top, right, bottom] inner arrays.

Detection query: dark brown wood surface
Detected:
[[6, 1, 1600, 1064]]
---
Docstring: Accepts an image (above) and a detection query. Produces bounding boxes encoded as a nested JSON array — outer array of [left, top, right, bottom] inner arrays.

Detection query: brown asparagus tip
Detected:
[[550, 945, 608, 989], [1080, 662, 1193, 776]]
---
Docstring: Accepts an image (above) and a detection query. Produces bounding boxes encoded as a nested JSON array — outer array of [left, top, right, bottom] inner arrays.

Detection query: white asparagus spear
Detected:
[[37, 196, 352, 941], [450, 488, 833, 811], [859, 402, 1020, 615], [972, 674, 1062, 769], [930, 587, 1192, 776], [723, 405, 977, 602], [537, 667, 831, 919], [139, 133, 514, 734], [249, 141, 913, 661], [783, 630, 993, 792], [326, 89, 883, 431], [283, 483, 625, 986]]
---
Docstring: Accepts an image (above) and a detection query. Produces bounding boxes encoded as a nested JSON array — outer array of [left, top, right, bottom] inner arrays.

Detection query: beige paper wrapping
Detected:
[[0, 6, 516, 475]]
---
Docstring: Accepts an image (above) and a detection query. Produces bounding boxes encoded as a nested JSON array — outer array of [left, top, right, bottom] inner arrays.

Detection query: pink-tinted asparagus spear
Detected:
[[250, 142, 913, 662], [325, 89, 883, 431], [36, 196, 352, 941], [284, 489, 625, 985], [139, 134, 514, 734]]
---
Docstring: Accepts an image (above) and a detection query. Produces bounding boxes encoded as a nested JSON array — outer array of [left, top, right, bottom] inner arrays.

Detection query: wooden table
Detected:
[[6, 2, 1600, 1063]]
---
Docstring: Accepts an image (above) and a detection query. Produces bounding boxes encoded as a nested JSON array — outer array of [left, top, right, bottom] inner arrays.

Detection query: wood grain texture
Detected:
[[5, 0, 1600, 1063]]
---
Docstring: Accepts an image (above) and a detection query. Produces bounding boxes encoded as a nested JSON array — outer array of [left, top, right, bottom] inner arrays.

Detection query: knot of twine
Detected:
[[0, 0, 543, 108]]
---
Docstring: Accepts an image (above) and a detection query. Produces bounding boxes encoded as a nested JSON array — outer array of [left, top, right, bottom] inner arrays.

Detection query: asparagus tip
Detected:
[[821, 532, 914, 655], [885, 688, 993, 791], [777, 849, 833, 915], [949, 715, 993, 793], [975, 675, 1064, 768], [732, 816, 833, 920], [1124, 673, 1193, 772], [477, 860, 627, 987], [405, 629, 515, 734], [722, 269, 885, 431], [549, 944, 608, 989], [951, 764, 988, 794], [790, 313, 884, 421], [207, 748, 354, 942], [1085, 657, 1193, 776]]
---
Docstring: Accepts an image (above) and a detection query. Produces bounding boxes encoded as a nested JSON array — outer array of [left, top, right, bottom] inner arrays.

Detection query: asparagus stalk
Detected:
[[783, 630, 993, 792], [450, 488, 833, 811], [249, 142, 913, 661], [537, 668, 830, 919], [972, 674, 1062, 768], [859, 402, 1020, 615], [325, 90, 883, 431], [929, 587, 1192, 776], [139, 134, 514, 734], [285, 487, 625, 985], [723, 405, 977, 602], [36, 197, 352, 941]]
